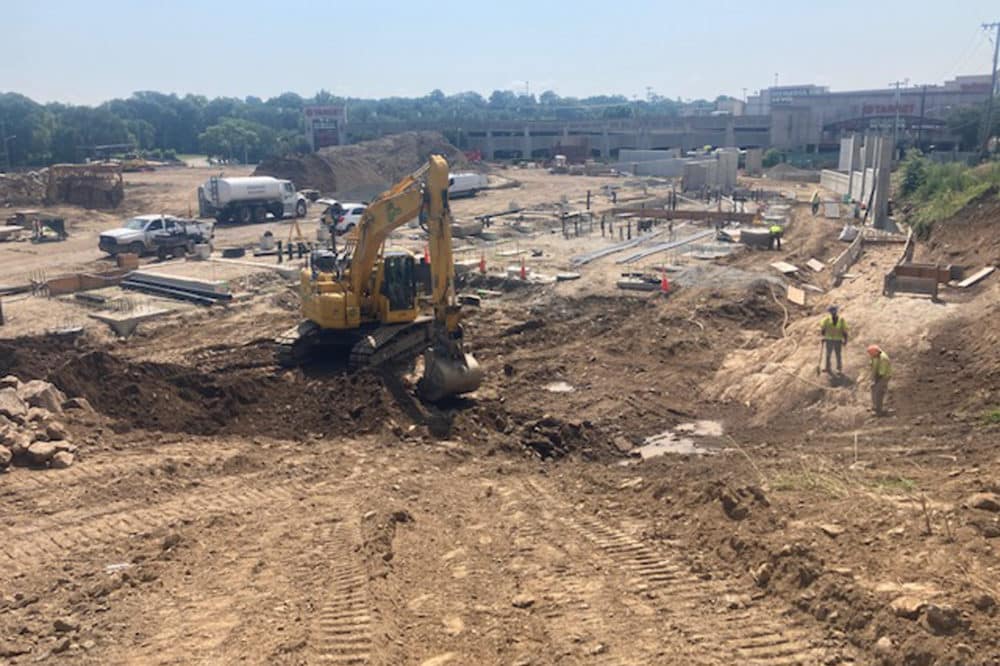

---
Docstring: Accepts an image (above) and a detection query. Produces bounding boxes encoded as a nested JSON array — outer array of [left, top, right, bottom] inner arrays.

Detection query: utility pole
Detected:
[[888, 79, 909, 160], [980, 21, 1000, 158], [0, 121, 13, 171], [917, 85, 927, 151]]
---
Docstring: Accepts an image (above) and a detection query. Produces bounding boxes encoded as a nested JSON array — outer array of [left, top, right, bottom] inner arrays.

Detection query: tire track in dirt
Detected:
[[522, 478, 844, 664], [311, 539, 374, 665], [77, 484, 373, 665], [496, 483, 688, 665], [0, 475, 314, 575], [0, 441, 250, 495]]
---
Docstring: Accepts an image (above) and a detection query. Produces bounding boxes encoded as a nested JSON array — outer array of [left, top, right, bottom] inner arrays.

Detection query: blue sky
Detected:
[[2, 0, 997, 105]]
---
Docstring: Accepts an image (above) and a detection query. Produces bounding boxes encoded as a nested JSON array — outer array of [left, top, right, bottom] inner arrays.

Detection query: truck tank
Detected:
[[209, 177, 286, 206]]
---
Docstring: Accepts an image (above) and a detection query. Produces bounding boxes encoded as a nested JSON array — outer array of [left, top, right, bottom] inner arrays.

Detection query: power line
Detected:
[[939, 28, 988, 82]]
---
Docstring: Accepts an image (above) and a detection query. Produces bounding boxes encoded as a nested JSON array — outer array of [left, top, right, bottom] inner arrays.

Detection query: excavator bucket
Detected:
[[418, 349, 483, 402]]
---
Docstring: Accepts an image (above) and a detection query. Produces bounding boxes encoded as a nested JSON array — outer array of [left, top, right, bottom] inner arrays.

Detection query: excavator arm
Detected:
[[347, 166, 428, 300], [416, 155, 482, 400]]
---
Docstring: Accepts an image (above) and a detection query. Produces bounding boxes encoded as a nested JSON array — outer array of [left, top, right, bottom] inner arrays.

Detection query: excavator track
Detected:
[[347, 317, 433, 371], [274, 320, 321, 368], [275, 318, 434, 371]]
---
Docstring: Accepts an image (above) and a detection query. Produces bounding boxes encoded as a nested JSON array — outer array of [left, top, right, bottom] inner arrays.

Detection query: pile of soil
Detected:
[[916, 188, 1000, 268], [253, 153, 335, 193], [0, 339, 403, 439], [0, 170, 47, 206], [255, 132, 467, 199]]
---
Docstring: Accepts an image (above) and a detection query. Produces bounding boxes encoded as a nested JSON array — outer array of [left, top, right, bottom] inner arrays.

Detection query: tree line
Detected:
[[0, 89, 687, 168], [2, 88, 993, 169]]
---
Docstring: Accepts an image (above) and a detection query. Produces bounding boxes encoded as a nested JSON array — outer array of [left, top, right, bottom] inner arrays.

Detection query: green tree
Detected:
[[946, 101, 1000, 152], [199, 118, 275, 163], [899, 151, 928, 196], [0, 93, 55, 166], [762, 148, 784, 168]]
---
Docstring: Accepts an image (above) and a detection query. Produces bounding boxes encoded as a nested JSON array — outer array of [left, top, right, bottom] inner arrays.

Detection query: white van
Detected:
[[448, 172, 489, 199]]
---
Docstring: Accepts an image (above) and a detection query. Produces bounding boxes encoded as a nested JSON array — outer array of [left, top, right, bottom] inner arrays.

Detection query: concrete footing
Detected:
[[89, 307, 171, 338]]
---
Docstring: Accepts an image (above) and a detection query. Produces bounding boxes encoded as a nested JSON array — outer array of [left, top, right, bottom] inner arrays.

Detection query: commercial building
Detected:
[[322, 74, 991, 157], [748, 75, 992, 151]]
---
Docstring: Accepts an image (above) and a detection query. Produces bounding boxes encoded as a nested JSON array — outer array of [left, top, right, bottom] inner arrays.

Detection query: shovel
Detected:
[[815, 340, 825, 376]]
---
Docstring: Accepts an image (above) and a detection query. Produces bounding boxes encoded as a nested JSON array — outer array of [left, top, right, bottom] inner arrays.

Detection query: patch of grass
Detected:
[[984, 409, 1000, 425], [770, 470, 852, 499], [898, 156, 1000, 238], [870, 475, 917, 495]]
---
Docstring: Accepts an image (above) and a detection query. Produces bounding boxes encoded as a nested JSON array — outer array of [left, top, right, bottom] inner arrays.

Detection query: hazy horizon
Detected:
[[3, 0, 998, 107]]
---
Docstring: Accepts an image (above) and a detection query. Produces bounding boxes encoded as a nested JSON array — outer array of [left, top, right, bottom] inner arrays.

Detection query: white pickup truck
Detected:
[[448, 172, 489, 198], [99, 214, 212, 256]]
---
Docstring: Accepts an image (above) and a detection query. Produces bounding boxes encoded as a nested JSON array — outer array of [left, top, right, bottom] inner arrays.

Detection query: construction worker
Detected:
[[811, 190, 821, 216], [768, 224, 783, 250], [819, 306, 848, 374], [867, 345, 892, 415]]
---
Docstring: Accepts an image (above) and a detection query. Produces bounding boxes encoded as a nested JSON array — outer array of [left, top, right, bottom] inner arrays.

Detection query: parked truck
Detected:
[[198, 176, 308, 224], [448, 172, 489, 198], [99, 214, 213, 256]]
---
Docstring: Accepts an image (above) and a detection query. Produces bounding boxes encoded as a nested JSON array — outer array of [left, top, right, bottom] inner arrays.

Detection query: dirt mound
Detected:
[[0, 170, 47, 206], [253, 153, 335, 193], [0, 339, 402, 439], [255, 132, 466, 199], [916, 188, 1000, 268]]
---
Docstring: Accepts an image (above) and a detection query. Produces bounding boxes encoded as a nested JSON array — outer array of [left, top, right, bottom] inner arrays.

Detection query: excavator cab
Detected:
[[377, 251, 419, 323]]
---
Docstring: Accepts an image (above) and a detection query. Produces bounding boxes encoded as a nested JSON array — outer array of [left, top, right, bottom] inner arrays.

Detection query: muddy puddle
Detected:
[[632, 420, 724, 460]]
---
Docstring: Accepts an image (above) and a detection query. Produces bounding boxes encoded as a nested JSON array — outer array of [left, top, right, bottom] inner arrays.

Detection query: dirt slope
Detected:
[[916, 188, 1000, 268], [255, 131, 467, 199]]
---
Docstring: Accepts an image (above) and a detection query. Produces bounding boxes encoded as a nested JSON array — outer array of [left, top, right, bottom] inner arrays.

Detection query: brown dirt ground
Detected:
[[1, 169, 998, 666]]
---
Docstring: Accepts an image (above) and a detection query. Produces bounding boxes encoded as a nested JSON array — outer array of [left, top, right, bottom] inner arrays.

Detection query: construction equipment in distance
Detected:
[[275, 155, 483, 401]]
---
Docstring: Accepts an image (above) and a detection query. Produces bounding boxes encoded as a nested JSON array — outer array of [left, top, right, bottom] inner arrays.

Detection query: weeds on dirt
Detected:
[[868, 475, 917, 495], [769, 458, 854, 499], [771, 471, 851, 498], [982, 408, 1000, 425], [769, 455, 919, 502], [897, 155, 1000, 238]]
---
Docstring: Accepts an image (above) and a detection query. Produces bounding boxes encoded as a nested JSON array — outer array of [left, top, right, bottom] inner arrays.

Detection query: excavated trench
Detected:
[[0, 336, 399, 438], [0, 285, 785, 454]]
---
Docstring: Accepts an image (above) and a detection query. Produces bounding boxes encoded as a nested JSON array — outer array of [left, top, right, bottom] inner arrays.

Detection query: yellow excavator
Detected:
[[275, 155, 483, 401]]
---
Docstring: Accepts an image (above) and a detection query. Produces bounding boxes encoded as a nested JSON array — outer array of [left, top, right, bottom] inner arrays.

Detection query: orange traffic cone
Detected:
[[660, 272, 671, 294], [423, 244, 430, 264], [479, 253, 487, 274], [519, 256, 527, 280]]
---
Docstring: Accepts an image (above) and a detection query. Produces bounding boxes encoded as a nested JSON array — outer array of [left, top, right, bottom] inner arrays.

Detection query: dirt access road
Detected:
[[2, 168, 999, 665], [0, 164, 624, 287]]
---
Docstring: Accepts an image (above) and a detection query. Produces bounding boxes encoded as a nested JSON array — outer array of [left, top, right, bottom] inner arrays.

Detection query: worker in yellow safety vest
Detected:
[[768, 224, 784, 250], [819, 305, 848, 374], [867, 344, 892, 415], [811, 190, 821, 215]]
